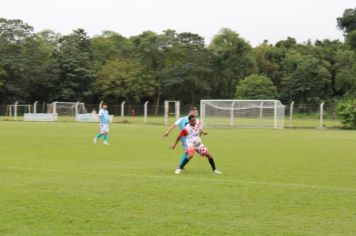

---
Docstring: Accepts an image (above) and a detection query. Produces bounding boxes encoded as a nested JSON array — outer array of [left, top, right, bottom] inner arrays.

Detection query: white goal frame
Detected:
[[164, 100, 180, 125], [200, 99, 285, 128]]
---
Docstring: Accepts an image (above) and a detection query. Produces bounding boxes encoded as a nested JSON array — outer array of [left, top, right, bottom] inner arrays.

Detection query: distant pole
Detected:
[[273, 100, 277, 128], [230, 101, 235, 126], [99, 101, 103, 112], [75, 101, 80, 116], [259, 101, 264, 119], [320, 102, 325, 129], [164, 101, 168, 125], [14, 101, 19, 121], [289, 101, 294, 127], [53, 101, 57, 114], [121, 101, 126, 118], [176, 101, 180, 120], [144, 101, 149, 123], [33, 101, 38, 114]]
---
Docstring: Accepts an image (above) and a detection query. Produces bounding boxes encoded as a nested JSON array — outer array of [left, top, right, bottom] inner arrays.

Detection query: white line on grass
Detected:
[[4, 166, 356, 193]]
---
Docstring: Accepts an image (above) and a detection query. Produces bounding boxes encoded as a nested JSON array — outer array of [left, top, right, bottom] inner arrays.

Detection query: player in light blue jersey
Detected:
[[163, 106, 199, 167], [93, 103, 110, 145]]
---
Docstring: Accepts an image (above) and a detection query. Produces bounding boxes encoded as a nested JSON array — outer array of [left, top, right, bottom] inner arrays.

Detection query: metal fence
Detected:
[[285, 102, 339, 128], [0, 101, 341, 128]]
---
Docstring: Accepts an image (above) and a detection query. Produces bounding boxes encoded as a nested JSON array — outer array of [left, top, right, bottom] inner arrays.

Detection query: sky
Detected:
[[1, 0, 355, 46]]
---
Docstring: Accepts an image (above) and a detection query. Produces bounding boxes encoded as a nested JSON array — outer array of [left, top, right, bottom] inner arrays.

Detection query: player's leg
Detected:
[[175, 146, 194, 174], [199, 147, 222, 174], [94, 125, 105, 144], [103, 125, 110, 145], [178, 140, 188, 167]]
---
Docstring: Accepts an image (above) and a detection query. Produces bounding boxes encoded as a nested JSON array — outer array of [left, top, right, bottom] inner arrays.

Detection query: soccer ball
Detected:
[[192, 137, 201, 147]]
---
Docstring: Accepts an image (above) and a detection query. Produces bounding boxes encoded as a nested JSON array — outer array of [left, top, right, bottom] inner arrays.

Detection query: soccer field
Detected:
[[1, 122, 355, 235]]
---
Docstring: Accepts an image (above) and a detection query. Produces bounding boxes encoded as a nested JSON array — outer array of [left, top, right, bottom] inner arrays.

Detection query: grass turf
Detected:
[[0, 122, 355, 235]]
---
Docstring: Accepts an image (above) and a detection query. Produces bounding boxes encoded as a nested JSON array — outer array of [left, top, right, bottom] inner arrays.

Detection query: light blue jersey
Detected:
[[99, 109, 109, 124], [175, 116, 190, 131]]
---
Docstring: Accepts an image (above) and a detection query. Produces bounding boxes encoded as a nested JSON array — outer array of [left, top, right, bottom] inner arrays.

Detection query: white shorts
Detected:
[[186, 142, 208, 156], [100, 124, 109, 133]]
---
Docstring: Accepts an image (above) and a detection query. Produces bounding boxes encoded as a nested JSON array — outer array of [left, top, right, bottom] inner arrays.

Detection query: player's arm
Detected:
[[171, 129, 187, 149], [201, 128, 208, 136], [163, 118, 183, 137], [162, 124, 177, 137]]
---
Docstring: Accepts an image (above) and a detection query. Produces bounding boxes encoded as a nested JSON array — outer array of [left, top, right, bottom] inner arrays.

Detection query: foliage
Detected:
[[0, 9, 356, 105], [97, 58, 155, 103], [337, 99, 356, 129], [235, 74, 277, 99]]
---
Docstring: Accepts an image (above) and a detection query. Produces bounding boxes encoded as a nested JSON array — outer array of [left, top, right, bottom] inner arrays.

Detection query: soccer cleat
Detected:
[[175, 168, 182, 174], [93, 137, 97, 144], [103, 141, 110, 145], [213, 169, 222, 174]]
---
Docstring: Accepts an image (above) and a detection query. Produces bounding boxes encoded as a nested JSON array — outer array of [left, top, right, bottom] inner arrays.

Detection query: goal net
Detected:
[[200, 100, 285, 128], [47, 102, 87, 116]]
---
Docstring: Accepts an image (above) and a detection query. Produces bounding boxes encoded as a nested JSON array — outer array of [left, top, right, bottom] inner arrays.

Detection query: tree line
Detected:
[[0, 8, 355, 108]]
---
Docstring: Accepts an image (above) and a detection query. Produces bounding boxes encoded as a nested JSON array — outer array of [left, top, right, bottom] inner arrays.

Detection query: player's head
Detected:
[[102, 103, 108, 109], [189, 106, 198, 116], [188, 114, 196, 126]]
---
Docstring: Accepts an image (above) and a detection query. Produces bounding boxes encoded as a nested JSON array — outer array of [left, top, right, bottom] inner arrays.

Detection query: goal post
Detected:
[[47, 101, 87, 116], [200, 100, 285, 128], [164, 101, 180, 125]]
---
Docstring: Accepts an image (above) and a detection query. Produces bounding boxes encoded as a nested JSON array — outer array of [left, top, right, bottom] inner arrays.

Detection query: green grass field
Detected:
[[1, 122, 355, 235]]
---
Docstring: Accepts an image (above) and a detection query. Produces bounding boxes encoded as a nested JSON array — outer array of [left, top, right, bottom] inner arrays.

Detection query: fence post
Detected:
[[289, 101, 294, 127], [176, 101, 180, 120], [320, 102, 325, 129], [33, 101, 38, 114], [164, 101, 168, 125], [121, 101, 126, 118], [99, 101, 103, 112], [14, 101, 19, 121], [144, 101, 149, 123], [53, 101, 57, 114]]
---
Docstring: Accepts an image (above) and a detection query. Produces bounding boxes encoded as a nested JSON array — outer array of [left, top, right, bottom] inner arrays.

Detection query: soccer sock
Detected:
[[96, 133, 104, 139], [104, 134, 108, 142], [208, 158, 216, 171], [179, 157, 190, 169], [179, 153, 188, 165]]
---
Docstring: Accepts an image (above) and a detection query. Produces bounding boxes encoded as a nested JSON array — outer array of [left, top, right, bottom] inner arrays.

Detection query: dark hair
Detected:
[[188, 114, 195, 121], [102, 103, 107, 106], [189, 106, 197, 111]]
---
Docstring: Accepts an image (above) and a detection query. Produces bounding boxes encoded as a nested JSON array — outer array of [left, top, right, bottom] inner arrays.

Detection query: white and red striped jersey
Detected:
[[179, 123, 201, 146]]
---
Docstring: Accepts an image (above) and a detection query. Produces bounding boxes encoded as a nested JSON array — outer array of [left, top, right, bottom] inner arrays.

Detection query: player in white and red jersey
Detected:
[[171, 114, 222, 175]]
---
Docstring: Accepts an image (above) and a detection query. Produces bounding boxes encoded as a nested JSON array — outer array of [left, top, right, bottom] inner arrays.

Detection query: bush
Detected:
[[235, 74, 277, 99], [337, 100, 356, 129]]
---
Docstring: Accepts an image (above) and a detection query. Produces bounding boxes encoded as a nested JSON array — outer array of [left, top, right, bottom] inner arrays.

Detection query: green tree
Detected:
[[235, 74, 277, 99], [97, 58, 155, 103], [0, 18, 35, 102], [280, 50, 332, 105], [337, 8, 356, 50], [91, 31, 133, 69], [254, 41, 285, 91], [337, 8, 356, 33], [53, 29, 96, 101], [209, 28, 257, 98]]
